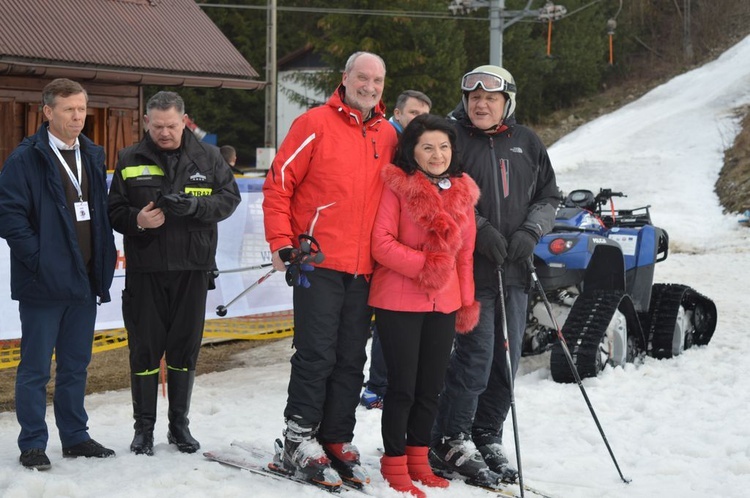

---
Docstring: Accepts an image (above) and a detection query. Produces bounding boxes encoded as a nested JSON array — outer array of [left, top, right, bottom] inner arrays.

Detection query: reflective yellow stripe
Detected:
[[134, 368, 160, 376], [166, 365, 188, 372], [184, 187, 212, 196], [120, 164, 165, 180]]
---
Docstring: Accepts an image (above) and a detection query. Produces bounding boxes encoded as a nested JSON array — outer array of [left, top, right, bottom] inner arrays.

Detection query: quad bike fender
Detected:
[[582, 244, 626, 293]]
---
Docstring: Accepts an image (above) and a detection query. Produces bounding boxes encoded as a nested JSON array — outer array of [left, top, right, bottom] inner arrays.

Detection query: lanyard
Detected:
[[49, 141, 83, 201]]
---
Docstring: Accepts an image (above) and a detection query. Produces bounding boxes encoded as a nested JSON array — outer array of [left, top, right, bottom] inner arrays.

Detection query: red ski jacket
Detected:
[[263, 86, 397, 275]]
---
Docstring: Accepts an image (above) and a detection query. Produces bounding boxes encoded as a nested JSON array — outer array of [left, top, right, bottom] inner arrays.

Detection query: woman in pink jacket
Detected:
[[369, 114, 480, 498]]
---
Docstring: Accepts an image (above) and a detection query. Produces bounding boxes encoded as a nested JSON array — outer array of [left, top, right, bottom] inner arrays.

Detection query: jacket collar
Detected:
[[327, 84, 388, 126], [31, 123, 97, 158], [449, 101, 514, 135]]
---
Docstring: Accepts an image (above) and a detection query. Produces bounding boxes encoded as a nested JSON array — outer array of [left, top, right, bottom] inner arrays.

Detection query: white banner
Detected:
[[0, 177, 293, 341]]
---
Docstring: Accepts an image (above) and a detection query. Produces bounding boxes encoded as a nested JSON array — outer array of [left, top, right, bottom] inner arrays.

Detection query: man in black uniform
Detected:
[[108, 91, 240, 456]]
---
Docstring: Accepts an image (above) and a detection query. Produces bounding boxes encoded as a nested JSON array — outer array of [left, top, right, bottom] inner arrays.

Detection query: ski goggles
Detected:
[[461, 71, 516, 94]]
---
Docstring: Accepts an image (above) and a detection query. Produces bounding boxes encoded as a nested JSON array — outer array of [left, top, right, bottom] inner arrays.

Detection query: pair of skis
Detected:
[[203, 440, 555, 498], [204, 440, 370, 495]]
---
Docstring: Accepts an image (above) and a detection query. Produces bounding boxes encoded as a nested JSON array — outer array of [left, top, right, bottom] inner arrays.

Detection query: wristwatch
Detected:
[[137, 224, 146, 232]]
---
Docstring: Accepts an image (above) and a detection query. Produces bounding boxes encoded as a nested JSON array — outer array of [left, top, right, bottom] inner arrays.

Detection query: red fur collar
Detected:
[[381, 164, 479, 254]]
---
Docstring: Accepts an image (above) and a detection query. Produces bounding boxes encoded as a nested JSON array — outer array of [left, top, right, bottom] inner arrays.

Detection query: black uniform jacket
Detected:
[[108, 130, 241, 273]]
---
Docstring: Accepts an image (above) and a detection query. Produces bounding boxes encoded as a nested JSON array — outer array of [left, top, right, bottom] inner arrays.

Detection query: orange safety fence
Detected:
[[0, 310, 294, 370]]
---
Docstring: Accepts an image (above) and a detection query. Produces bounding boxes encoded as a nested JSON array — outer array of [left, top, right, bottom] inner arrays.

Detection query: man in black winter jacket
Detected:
[[108, 91, 240, 457], [430, 66, 559, 487]]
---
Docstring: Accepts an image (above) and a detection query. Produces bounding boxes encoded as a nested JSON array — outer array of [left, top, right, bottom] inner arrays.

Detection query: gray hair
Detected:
[[146, 91, 185, 115], [395, 90, 432, 110], [344, 51, 386, 75]]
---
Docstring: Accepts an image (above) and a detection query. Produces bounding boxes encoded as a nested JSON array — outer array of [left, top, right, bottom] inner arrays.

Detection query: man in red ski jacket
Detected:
[[262, 51, 397, 490]]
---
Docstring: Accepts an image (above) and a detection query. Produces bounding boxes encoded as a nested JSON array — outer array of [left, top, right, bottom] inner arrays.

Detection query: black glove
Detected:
[[158, 193, 198, 217], [475, 223, 508, 267], [507, 228, 539, 262]]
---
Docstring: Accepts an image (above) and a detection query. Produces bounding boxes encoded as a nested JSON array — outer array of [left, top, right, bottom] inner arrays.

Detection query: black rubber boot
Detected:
[[130, 373, 159, 456], [166, 369, 200, 453]]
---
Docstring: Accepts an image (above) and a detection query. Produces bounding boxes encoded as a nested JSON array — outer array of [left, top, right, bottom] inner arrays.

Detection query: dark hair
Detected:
[[394, 90, 432, 110], [220, 145, 236, 163], [42, 78, 87, 107], [394, 114, 462, 177]]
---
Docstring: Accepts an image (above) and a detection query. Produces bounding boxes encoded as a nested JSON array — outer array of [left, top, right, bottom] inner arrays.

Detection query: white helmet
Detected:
[[461, 65, 517, 119]]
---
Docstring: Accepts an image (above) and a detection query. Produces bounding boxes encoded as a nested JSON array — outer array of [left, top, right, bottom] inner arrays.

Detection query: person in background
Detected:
[[220, 144, 243, 175], [370, 114, 479, 498], [108, 91, 240, 457], [430, 65, 559, 487], [387, 90, 432, 135], [262, 51, 397, 490], [0, 78, 117, 470], [361, 89, 433, 411]]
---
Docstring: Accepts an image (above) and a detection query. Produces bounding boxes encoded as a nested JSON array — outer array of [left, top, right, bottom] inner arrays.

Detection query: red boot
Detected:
[[406, 446, 450, 488], [380, 455, 426, 498]]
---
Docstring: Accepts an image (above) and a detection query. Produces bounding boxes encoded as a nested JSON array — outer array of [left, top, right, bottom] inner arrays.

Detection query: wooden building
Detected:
[[0, 0, 263, 170]]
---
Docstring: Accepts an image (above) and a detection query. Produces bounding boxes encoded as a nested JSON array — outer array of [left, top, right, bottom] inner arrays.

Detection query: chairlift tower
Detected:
[[448, 0, 566, 67]]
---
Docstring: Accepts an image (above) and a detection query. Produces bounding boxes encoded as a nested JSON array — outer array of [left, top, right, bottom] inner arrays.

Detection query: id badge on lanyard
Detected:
[[50, 143, 90, 222]]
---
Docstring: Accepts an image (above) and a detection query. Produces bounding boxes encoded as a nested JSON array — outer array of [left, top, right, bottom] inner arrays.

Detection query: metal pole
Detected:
[[683, 0, 693, 62], [489, 0, 504, 66], [264, 0, 277, 148], [527, 261, 631, 484], [497, 269, 524, 497]]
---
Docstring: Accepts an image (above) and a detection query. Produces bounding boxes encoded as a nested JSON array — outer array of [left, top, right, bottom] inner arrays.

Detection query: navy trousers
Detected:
[[432, 284, 527, 442], [365, 324, 388, 396], [16, 298, 97, 451]]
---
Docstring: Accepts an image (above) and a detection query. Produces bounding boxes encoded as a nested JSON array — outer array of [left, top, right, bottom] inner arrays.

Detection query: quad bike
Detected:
[[523, 188, 717, 383]]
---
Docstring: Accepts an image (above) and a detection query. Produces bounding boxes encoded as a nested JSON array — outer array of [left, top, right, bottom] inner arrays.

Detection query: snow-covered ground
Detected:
[[3, 36, 750, 498]]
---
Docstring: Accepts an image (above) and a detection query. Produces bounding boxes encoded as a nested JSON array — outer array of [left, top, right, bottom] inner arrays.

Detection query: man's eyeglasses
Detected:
[[461, 72, 516, 94]]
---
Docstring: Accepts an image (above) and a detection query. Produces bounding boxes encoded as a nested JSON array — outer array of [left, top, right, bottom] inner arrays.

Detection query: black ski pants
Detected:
[[285, 267, 371, 443], [375, 308, 456, 456], [122, 270, 209, 373]]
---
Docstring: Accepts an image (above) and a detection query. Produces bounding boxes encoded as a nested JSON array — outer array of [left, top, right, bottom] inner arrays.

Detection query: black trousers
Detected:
[[122, 270, 209, 373], [375, 308, 456, 456], [285, 268, 372, 443]]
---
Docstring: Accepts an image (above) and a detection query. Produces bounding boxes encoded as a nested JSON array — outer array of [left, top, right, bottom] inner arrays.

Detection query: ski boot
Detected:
[[473, 429, 519, 483], [271, 420, 342, 491], [323, 442, 370, 488], [359, 388, 384, 410], [429, 433, 504, 490]]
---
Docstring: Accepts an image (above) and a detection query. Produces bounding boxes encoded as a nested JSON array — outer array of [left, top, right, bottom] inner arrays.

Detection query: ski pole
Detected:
[[526, 259, 631, 484], [214, 234, 326, 317], [497, 268, 525, 497], [208, 263, 273, 278], [215, 268, 276, 317]]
